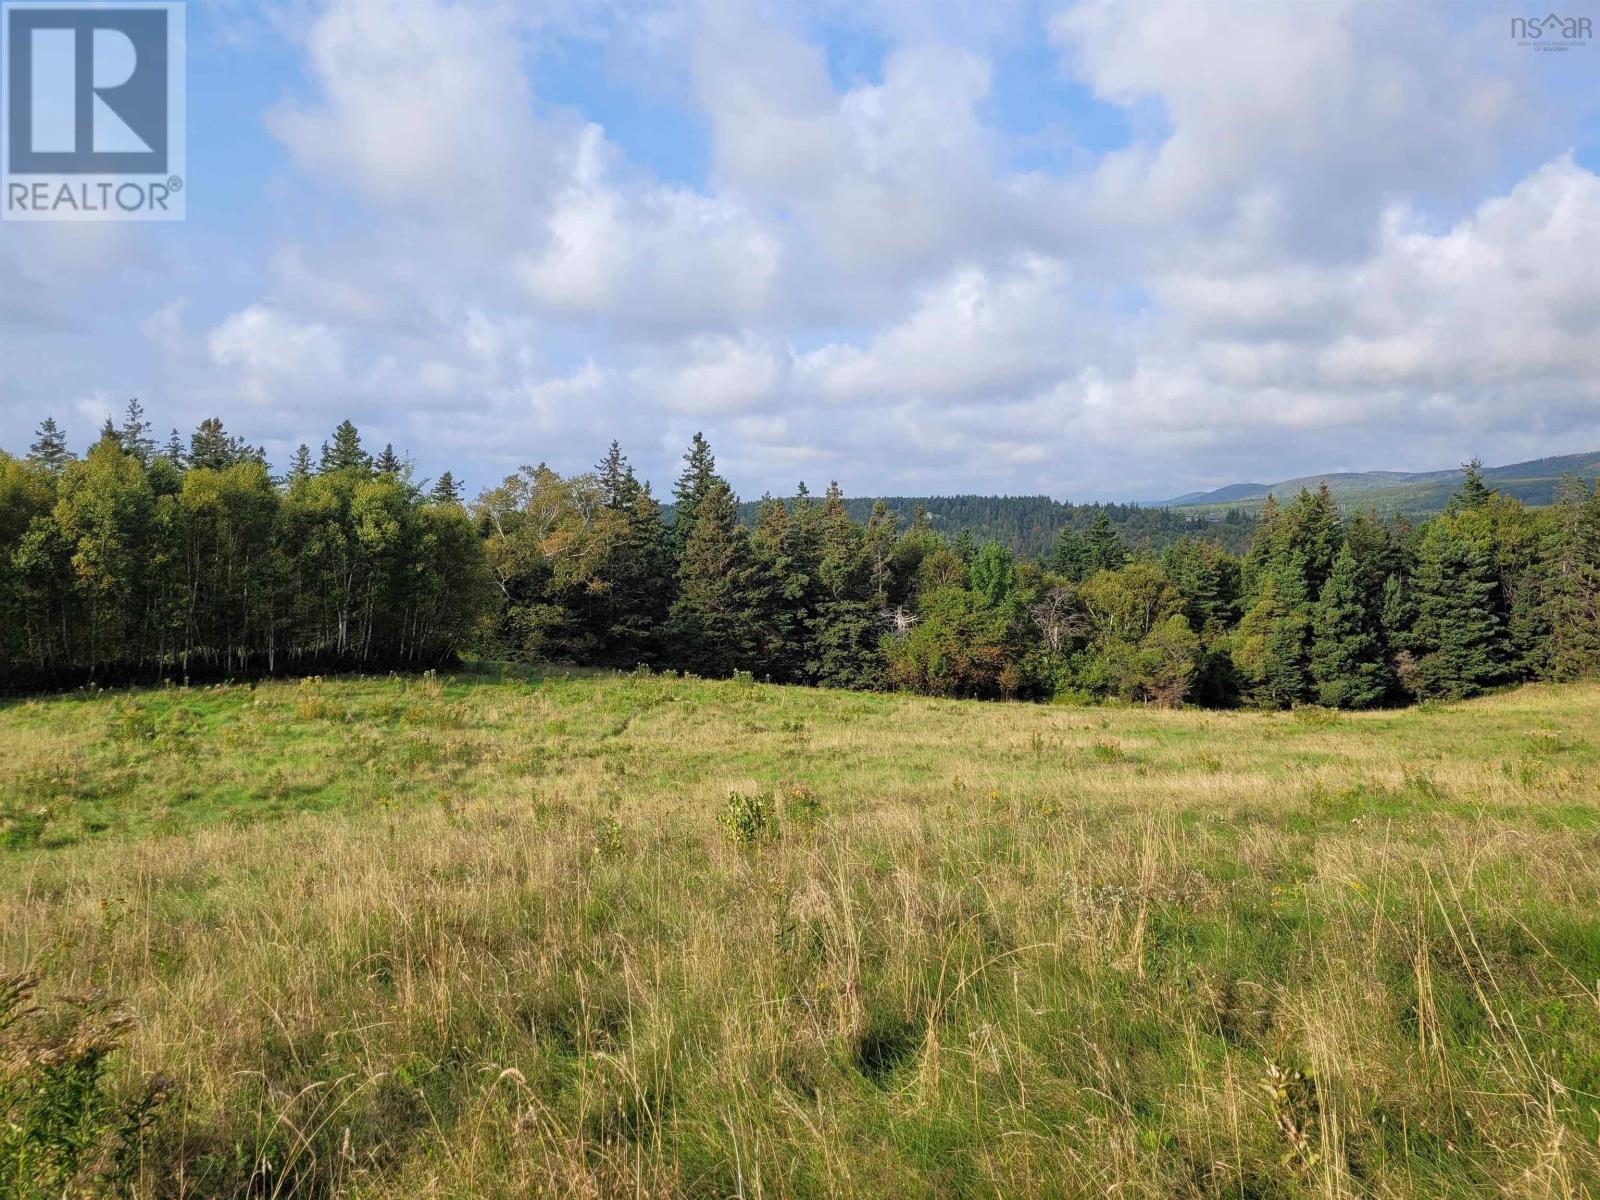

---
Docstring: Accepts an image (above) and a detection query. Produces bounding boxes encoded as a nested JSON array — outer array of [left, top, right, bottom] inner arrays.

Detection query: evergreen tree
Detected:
[[27, 417, 73, 471], [1284, 484, 1343, 597], [671, 479, 768, 676], [428, 470, 462, 505], [806, 483, 880, 687], [320, 420, 371, 473], [1452, 457, 1492, 512], [1242, 494, 1283, 595], [1084, 510, 1125, 573], [748, 497, 813, 682], [1235, 552, 1313, 707], [189, 418, 264, 472], [952, 527, 977, 565], [1310, 544, 1391, 708], [374, 443, 402, 476], [288, 444, 315, 484], [1051, 526, 1091, 581], [1161, 537, 1241, 635], [162, 428, 187, 467], [864, 500, 899, 608], [1411, 523, 1501, 698], [603, 471, 673, 664], [1533, 476, 1600, 680], [118, 399, 157, 465], [671, 433, 718, 551], [597, 441, 629, 510]]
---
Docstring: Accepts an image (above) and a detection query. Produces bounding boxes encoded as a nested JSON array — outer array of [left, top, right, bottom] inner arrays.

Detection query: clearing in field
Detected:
[[3, 670, 1599, 1198]]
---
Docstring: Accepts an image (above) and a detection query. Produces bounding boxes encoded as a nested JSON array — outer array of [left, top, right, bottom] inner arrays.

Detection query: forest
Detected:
[[3, 401, 1598, 706]]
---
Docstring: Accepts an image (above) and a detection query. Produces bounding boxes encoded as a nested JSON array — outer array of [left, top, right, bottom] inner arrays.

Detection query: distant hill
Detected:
[[1158, 451, 1600, 516], [718, 495, 1258, 558]]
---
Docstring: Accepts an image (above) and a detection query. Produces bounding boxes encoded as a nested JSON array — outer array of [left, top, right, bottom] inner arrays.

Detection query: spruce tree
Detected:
[[1412, 523, 1501, 698], [597, 441, 629, 510], [27, 417, 73, 471], [1284, 484, 1343, 596], [1310, 544, 1391, 708], [671, 433, 718, 551], [321, 420, 371, 473], [1162, 537, 1241, 635], [189, 418, 264, 472], [1236, 553, 1312, 707], [374, 443, 403, 476], [671, 479, 767, 676], [952, 528, 977, 565], [162, 428, 187, 467], [1452, 457, 1492, 512], [749, 498, 807, 681], [1051, 526, 1091, 581], [1084, 510, 1125, 573], [288, 444, 315, 484], [605, 471, 673, 664], [864, 500, 899, 608], [118, 399, 157, 465], [428, 470, 462, 505], [806, 483, 880, 687], [1534, 476, 1600, 679]]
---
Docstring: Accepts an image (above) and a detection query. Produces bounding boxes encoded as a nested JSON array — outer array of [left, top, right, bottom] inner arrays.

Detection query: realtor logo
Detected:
[[2, 1, 185, 220]]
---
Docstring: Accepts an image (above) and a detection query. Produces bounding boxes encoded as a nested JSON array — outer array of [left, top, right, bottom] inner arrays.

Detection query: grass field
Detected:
[[3, 669, 1600, 1198]]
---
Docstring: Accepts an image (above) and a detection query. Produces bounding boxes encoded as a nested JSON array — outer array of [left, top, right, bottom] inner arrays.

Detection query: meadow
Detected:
[[2, 669, 1599, 1198]]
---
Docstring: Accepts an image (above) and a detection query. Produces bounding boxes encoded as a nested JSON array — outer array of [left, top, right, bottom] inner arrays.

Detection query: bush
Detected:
[[781, 782, 823, 830], [0, 975, 170, 1199], [718, 791, 773, 846]]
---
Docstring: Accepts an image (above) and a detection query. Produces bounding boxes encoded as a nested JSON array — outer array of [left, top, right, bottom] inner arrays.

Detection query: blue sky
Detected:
[[3, 0, 1599, 502]]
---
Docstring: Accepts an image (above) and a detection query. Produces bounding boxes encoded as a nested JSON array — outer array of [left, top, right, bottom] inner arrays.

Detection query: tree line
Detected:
[[724, 494, 1257, 558], [3, 403, 1598, 705], [0, 405, 490, 692]]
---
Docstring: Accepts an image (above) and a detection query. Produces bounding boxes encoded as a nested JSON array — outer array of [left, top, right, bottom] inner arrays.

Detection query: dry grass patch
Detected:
[[1, 672, 1599, 1196]]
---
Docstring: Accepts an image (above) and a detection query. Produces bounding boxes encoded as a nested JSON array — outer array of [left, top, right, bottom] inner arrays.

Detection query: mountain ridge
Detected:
[[1154, 450, 1600, 514]]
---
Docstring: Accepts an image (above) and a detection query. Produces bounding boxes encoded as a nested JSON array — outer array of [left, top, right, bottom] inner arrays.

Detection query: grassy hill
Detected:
[[1161, 450, 1600, 517], [4, 669, 1600, 1196]]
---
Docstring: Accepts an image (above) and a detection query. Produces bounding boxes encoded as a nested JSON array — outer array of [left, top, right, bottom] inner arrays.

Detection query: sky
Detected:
[[2, 0, 1599, 503]]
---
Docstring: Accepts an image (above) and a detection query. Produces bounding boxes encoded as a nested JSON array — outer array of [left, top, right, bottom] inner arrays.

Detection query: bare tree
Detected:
[[882, 605, 920, 640], [1029, 585, 1087, 656]]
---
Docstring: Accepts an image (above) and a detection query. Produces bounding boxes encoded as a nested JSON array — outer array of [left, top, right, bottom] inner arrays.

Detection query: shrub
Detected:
[[0, 975, 170, 1199], [718, 791, 773, 846], [595, 815, 624, 856], [781, 782, 822, 830]]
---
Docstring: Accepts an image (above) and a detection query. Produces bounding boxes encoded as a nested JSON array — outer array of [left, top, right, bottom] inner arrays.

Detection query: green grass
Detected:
[[2, 670, 1599, 1197]]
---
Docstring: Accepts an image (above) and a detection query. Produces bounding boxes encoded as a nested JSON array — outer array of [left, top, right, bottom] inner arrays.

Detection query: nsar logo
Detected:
[[2, 1, 185, 221], [1510, 12, 1592, 50]]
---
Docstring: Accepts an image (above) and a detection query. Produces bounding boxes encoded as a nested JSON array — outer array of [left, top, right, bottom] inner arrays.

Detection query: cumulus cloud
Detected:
[[7, 0, 1598, 502], [518, 125, 783, 331], [267, 0, 550, 224]]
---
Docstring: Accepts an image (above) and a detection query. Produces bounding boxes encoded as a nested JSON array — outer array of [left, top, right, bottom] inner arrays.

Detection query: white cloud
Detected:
[[11, 0, 1598, 503], [208, 304, 347, 389], [517, 125, 783, 330], [1052, 0, 1528, 257], [267, 0, 550, 226]]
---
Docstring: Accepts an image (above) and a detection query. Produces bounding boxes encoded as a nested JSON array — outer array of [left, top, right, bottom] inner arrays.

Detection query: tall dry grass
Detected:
[[2, 672, 1598, 1197]]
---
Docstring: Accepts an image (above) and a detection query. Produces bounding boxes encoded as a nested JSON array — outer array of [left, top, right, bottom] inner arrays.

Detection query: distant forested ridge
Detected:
[[4, 404, 1599, 707], [1162, 450, 1600, 517], [716, 495, 1257, 558]]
